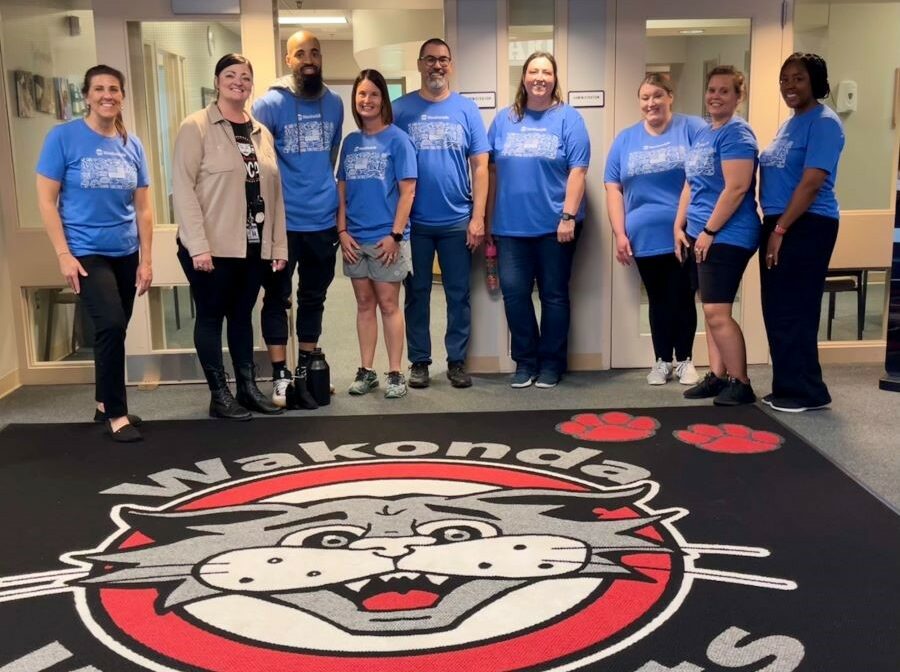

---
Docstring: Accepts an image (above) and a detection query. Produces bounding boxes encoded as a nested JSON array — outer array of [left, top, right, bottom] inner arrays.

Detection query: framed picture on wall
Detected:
[[33, 74, 56, 115], [54, 77, 72, 120], [14, 70, 35, 118], [69, 80, 85, 116], [201, 87, 216, 108]]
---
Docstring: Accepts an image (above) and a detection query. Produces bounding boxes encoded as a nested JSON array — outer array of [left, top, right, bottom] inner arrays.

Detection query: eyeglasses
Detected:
[[420, 56, 451, 67]]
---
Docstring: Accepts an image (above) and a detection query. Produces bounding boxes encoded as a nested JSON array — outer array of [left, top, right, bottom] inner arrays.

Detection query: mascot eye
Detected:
[[416, 520, 499, 544], [280, 525, 367, 549]]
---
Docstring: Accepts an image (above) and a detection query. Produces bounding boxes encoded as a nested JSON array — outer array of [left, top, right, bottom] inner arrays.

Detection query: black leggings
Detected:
[[76, 252, 139, 417], [177, 243, 265, 380], [634, 252, 697, 362]]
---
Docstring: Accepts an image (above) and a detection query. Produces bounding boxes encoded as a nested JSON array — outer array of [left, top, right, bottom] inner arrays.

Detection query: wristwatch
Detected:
[[561, 212, 576, 221], [390, 231, 404, 242]]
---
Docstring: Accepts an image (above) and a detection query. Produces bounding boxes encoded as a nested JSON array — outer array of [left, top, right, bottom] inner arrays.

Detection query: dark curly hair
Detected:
[[780, 52, 830, 100]]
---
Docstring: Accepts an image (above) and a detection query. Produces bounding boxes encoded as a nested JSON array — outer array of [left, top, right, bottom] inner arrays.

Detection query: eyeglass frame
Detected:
[[419, 55, 452, 67]]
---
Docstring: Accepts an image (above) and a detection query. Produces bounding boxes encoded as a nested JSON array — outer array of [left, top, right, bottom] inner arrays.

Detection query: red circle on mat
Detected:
[[92, 462, 680, 672]]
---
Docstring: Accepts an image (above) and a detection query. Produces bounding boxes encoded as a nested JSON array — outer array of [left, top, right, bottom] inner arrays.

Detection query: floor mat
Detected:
[[1, 405, 897, 671]]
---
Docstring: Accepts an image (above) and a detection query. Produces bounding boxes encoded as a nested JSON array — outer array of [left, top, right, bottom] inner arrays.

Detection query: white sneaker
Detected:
[[271, 369, 291, 407], [647, 359, 673, 385], [674, 359, 700, 385]]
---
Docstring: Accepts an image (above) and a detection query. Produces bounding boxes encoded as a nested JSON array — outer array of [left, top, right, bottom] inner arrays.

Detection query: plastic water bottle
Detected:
[[485, 243, 499, 292], [307, 348, 331, 406]]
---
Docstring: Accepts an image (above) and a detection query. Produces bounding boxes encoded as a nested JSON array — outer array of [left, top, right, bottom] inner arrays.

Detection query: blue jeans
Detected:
[[404, 227, 471, 363], [495, 227, 581, 376]]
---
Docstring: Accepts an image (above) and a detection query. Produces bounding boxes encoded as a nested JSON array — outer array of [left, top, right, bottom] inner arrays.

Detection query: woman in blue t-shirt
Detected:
[[675, 65, 760, 406], [487, 51, 590, 389], [759, 54, 845, 413], [337, 69, 417, 400], [605, 74, 703, 387], [36, 65, 153, 443]]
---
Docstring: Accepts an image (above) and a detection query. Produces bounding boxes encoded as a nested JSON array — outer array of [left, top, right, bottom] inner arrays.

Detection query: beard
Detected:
[[294, 66, 323, 96], [425, 73, 447, 94]]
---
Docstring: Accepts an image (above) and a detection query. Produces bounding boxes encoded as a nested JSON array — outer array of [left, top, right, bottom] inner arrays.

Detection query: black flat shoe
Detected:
[[106, 420, 143, 443], [94, 409, 143, 427]]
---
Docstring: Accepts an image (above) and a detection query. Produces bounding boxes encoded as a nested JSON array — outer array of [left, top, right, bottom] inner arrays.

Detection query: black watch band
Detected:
[[702, 226, 718, 237], [561, 212, 576, 221], [390, 232, 404, 242]]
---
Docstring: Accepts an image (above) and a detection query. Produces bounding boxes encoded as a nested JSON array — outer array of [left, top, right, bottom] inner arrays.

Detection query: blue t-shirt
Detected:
[[337, 125, 418, 244], [251, 83, 343, 232], [36, 119, 149, 257], [604, 114, 705, 257], [685, 117, 760, 250], [488, 104, 590, 237], [393, 91, 490, 230], [760, 104, 844, 219]]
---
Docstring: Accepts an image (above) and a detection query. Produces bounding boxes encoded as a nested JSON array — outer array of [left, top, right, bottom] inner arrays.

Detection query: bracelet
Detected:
[[337, 230, 349, 236], [57, 251, 72, 257], [702, 226, 718, 237], [773, 224, 788, 236]]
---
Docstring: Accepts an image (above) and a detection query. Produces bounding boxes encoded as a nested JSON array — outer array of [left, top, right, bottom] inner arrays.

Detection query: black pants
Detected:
[[634, 252, 697, 362], [261, 228, 338, 346], [76, 252, 139, 417], [760, 213, 839, 405], [177, 243, 265, 382]]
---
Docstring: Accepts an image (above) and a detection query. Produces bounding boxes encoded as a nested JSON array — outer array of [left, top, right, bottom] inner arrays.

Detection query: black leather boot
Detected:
[[235, 363, 284, 415], [204, 367, 251, 421], [287, 362, 318, 410]]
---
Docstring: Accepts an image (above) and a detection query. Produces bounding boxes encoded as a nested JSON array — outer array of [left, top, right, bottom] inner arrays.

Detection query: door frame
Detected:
[[608, 0, 789, 368]]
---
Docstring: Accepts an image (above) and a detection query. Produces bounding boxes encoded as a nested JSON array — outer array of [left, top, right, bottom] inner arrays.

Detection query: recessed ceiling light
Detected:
[[679, 29, 705, 35], [278, 16, 348, 25]]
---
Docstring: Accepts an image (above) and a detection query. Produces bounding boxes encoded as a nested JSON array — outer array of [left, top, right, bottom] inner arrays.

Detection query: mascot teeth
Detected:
[[426, 574, 449, 585]]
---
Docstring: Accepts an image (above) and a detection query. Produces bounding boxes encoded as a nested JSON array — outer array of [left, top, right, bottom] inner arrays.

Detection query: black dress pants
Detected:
[[178, 242, 265, 381], [760, 213, 839, 405], [634, 252, 697, 362], [76, 252, 139, 418]]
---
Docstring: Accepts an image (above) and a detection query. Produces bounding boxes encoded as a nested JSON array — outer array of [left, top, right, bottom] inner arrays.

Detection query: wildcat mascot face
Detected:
[[74, 486, 671, 635]]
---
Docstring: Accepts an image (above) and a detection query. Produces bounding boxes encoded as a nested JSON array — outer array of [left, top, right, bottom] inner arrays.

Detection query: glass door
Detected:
[[609, 0, 786, 368]]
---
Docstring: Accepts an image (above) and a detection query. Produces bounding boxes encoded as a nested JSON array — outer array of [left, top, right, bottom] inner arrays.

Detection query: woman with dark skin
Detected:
[[759, 53, 844, 413]]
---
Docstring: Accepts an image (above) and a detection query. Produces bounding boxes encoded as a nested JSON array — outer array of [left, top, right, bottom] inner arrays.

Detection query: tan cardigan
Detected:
[[173, 104, 287, 261]]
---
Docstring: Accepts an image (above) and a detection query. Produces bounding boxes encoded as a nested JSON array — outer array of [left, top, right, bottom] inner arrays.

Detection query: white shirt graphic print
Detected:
[[685, 144, 716, 179], [283, 118, 336, 154], [408, 120, 465, 151], [344, 148, 388, 181], [759, 136, 793, 169], [626, 144, 687, 178], [79, 154, 137, 190], [502, 129, 559, 160]]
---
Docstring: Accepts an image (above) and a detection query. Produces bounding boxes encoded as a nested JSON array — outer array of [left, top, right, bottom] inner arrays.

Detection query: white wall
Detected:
[[0, 210, 19, 383], [0, 4, 96, 229], [795, 2, 900, 211]]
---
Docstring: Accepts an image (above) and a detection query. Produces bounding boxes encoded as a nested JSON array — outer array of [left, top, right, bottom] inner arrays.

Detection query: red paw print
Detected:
[[673, 423, 784, 454], [556, 412, 660, 442]]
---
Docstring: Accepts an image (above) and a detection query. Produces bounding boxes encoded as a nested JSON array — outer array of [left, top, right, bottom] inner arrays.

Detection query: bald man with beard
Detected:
[[253, 30, 344, 408]]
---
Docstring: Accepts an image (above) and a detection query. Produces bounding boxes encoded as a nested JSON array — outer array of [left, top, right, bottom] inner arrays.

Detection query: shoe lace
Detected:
[[387, 371, 402, 386], [354, 367, 369, 382]]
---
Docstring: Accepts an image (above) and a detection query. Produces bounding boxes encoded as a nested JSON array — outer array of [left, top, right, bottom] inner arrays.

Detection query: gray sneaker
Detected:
[[385, 371, 408, 399], [408, 362, 430, 388], [348, 367, 378, 395]]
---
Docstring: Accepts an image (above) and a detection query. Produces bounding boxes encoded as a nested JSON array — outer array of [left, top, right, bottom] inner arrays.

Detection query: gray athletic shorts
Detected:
[[342, 240, 412, 282]]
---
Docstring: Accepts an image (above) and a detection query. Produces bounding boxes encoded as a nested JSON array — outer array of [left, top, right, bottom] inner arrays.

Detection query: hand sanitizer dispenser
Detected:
[[835, 80, 857, 113]]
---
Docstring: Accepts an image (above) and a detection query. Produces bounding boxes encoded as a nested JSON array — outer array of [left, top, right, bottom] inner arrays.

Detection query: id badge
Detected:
[[246, 217, 261, 244]]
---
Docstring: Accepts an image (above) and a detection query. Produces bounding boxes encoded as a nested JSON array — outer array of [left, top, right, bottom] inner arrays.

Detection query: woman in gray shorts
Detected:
[[336, 69, 418, 399]]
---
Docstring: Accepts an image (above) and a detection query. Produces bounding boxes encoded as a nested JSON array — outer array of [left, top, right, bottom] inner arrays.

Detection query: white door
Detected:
[[609, 0, 788, 368]]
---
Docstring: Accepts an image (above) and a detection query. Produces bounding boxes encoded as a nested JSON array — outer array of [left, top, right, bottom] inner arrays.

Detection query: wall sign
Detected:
[[568, 90, 605, 108], [460, 91, 496, 110]]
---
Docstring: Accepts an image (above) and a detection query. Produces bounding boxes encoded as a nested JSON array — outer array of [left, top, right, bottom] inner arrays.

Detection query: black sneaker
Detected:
[[682, 372, 727, 399], [761, 393, 775, 407], [408, 362, 430, 388], [447, 361, 472, 388], [713, 377, 757, 406], [768, 397, 830, 413]]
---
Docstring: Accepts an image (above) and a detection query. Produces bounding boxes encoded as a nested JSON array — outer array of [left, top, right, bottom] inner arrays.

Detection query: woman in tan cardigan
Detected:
[[174, 53, 288, 420]]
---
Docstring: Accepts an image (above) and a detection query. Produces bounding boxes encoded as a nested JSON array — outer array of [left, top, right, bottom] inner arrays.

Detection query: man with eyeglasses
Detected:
[[393, 38, 489, 389], [251, 30, 343, 408]]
